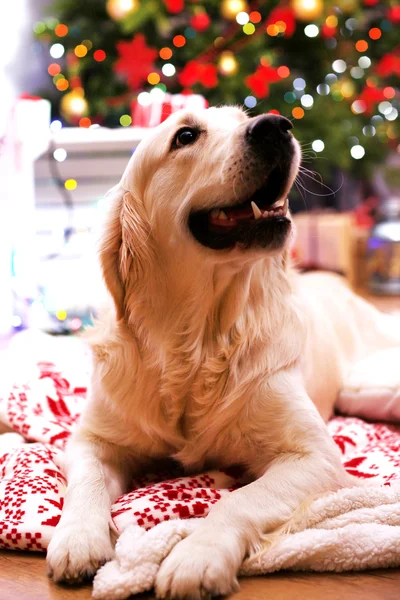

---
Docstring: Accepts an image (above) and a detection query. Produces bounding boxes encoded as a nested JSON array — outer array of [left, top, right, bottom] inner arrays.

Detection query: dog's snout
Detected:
[[246, 114, 293, 145]]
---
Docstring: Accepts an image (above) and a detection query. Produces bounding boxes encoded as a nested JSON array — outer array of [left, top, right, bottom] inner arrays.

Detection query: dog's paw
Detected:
[[155, 529, 242, 599], [47, 519, 114, 583]]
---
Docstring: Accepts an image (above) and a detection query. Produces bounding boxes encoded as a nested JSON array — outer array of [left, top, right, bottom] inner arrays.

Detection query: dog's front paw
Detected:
[[155, 528, 242, 599], [47, 519, 114, 583]]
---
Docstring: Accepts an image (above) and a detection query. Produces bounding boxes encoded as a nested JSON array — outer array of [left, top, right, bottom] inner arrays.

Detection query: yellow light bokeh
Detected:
[[221, 0, 247, 20], [74, 44, 88, 58], [106, 0, 139, 20], [325, 15, 338, 28], [292, 0, 323, 21], [147, 72, 160, 85], [218, 51, 238, 75], [56, 310, 67, 321], [243, 23, 255, 35], [64, 179, 78, 191]]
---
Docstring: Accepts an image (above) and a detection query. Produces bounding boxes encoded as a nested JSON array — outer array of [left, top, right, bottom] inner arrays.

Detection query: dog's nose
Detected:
[[246, 114, 293, 144]]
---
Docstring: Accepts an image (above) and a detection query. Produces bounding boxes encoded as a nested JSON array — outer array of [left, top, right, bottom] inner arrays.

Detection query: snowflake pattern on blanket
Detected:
[[0, 348, 399, 551]]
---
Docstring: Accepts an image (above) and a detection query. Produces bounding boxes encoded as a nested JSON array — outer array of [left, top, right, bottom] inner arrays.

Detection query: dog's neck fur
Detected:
[[123, 249, 304, 391]]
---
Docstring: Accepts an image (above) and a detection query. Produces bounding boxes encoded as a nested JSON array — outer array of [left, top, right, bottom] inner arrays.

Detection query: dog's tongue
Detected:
[[224, 204, 253, 220]]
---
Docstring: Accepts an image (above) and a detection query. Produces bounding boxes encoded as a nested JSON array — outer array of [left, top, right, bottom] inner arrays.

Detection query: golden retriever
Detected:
[[47, 106, 399, 598]]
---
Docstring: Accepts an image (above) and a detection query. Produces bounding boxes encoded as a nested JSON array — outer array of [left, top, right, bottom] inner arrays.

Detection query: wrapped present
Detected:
[[131, 93, 208, 128]]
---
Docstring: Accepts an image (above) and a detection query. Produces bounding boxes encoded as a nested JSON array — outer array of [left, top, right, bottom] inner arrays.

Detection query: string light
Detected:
[[236, 12, 249, 25], [159, 47, 172, 60], [50, 120, 62, 133], [304, 24, 319, 37], [332, 60, 346, 73], [55, 24, 68, 37], [65, 179, 78, 190], [221, 0, 248, 20], [363, 125, 376, 137], [378, 101, 393, 115], [75, 44, 88, 58], [293, 78, 306, 90], [351, 100, 366, 114], [120, 115, 132, 126], [355, 40, 368, 52], [33, 22, 46, 34], [48, 63, 61, 76], [249, 11, 261, 23], [386, 108, 398, 122], [292, 107, 305, 119], [137, 91, 152, 106], [277, 66, 290, 78], [243, 23, 255, 35], [162, 63, 176, 77], [383, 87, 395, 99], [244, 95, 257, 108], [358, 56, 371, 69], [50, 43, 65, 58], [350, 67, 364, 79], [312, 140, 324, 152], [173, 35, 186, 48], [350, 145, 365, 159], [79, 117, 91, 128], [317, 83, 330, 95], [148, 72, 160, 84], [53, 148, 67, 162], [94, 50, 107, 62], [369, 27, 381, 40], [218, 52, 238, 75], [301, 94, 314, 108]]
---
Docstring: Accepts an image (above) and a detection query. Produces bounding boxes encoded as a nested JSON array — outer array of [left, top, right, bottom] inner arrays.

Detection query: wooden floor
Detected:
[[1, 551, 400, 600]]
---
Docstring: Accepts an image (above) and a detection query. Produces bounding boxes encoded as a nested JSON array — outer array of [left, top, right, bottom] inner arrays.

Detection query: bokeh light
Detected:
[[120, 114, 132, 126], [173, 35, 186, 47], [74, 44, 88, 58], [304, 24, 319, 37], [55, 24, 68, 37], [64, 179, 78, 190], [79, 117, 91, 128], [94, 50, 106, 62], [312, 140, 324, 152], [244, 95, 257, 108], [48, 63, 61, 76], [243, 23, 255, 35], [50, 43, 65, 58], [355, 40, 368, 52], [350, 145, 365, 159], [162, 63, 176, 77], [53, 148, 67, 162], [236, 12, 249, 25], [147, 72, 160, 84], [159, 47, 172, 60], [292, 107, 305, 119]]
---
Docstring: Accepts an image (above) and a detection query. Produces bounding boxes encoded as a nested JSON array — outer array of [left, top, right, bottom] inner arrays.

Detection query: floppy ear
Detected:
[[99, 187, 152, 321]]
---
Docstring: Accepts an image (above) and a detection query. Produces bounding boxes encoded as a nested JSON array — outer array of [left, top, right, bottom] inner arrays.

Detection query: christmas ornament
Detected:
[[245, 65, 281, 98], [106, 0, 139, 21], [60, 89, 88, 120], [266, 6, 296, 37], [221, 0, 248, 20], [163, 0, 184, 13], [179, 61, 218, 89], [292, 0, 323, 21], [190, 12, 211, 32], [218, 52, 238, 76], [115, 34, 157, 89]]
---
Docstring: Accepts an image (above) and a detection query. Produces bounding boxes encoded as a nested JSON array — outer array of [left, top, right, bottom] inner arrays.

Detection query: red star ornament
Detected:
[[115, 34, 158, 90], [245, 65, 281, 98]]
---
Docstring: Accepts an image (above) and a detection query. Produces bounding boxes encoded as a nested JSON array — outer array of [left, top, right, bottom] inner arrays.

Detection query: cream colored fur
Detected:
[[46, 107, 400, 599]]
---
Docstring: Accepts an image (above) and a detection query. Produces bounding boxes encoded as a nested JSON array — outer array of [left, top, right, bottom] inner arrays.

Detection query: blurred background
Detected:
[[0, 0, 399, 339]]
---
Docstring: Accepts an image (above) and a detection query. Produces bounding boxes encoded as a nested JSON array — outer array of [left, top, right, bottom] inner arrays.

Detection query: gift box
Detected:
[[131, 93, 208, 128]]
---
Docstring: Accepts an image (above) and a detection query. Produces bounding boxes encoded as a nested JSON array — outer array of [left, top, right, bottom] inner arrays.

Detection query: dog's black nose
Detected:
[[246, 114, 293, 144]]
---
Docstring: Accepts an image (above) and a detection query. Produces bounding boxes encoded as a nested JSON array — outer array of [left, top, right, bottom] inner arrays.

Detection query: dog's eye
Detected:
[[173, 128, 199, 149]]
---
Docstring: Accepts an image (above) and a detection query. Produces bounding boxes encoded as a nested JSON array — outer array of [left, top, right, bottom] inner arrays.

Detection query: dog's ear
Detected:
[[99, 187, 152, 321]]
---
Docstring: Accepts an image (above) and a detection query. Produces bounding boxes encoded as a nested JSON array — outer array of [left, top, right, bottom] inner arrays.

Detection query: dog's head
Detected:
[[100, 106, 300, 318]]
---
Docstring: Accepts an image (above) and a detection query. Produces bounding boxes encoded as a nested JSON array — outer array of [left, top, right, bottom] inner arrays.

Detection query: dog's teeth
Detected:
[[211, 209, 219, 218], [251, 201, 262, 219], [219, 210, 228, 220]]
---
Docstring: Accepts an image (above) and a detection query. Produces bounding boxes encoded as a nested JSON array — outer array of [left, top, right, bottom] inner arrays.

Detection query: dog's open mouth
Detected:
[[188, 167, 292, 251]]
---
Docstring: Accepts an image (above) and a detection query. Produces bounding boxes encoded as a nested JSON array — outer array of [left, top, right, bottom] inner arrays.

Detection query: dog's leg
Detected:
[[156, 379, 351, 599], [46, 432, 131, 583]]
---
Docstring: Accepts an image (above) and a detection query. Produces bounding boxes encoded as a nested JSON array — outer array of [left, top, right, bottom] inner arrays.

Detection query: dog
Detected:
[[47, 106, 399, 598]]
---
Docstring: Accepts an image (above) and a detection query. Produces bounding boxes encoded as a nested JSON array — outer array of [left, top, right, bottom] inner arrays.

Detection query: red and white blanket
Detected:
[[0, 332, 399, 597]]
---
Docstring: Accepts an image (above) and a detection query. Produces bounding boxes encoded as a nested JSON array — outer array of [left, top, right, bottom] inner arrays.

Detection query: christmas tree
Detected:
[[34, 0, 399, 176]]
